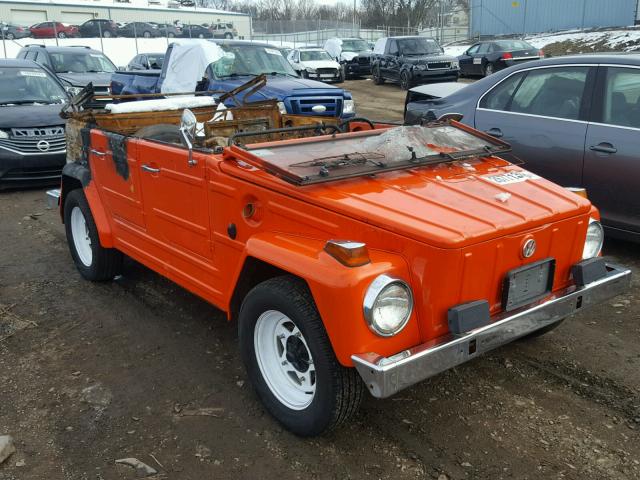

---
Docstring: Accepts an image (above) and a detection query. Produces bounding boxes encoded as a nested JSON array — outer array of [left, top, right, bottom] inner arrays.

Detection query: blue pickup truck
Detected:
[[111, 40, 356, 119]]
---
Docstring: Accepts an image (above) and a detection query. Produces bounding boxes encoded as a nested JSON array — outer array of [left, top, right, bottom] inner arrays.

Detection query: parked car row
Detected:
[[0, 19, 237, 39]]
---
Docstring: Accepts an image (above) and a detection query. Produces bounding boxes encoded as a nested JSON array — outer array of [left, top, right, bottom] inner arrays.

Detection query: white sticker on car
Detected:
[[473, 57, 482, 64], [264, 48, 281, 56], [19, 70, 47, 77], [484, 171, 540, 185]]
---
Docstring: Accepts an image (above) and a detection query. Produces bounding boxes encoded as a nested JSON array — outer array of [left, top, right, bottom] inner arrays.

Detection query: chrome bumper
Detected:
[[46, 188, 61, 209], [352, 263, 631, 398]]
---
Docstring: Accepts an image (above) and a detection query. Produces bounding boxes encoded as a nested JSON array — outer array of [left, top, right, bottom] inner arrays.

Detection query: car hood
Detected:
[[0, 104, 65, 128], [404, 54, 457, 64], [55, 72, 112, 88], [340, 51, 370, 61], [224, 154, 591, 249], [215, 75, 340, 101], [301, 60, 340, 69]]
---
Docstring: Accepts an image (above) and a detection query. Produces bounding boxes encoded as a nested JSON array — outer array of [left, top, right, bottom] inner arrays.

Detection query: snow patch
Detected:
[[105, 95, 216, 113]]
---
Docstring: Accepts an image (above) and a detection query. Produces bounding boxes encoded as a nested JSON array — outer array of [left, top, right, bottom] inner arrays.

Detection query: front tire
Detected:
[[224, 32, 233, 39], [143, 31, 151, 38], [400, 70, 411, 90], [239, 276, 364, 436], [483, 62, 495, 77], [6, 33, 15, 40], [103, 30, 112, 38], [64, 189, 122, 281], [372, 65, 384, 85]]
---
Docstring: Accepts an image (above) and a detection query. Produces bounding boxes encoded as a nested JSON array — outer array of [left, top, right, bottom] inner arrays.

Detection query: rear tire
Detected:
[[224, 32, 233, 39], [64, 189, 122, 281], [238, 276, 364, 436], [6, 33, 15, 40], [143, 31, 151, 38], [483, 62, 495, 77], [372, 65, 384, 85]]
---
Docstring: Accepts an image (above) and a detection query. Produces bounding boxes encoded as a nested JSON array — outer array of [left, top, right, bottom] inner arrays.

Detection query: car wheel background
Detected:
[[400, 70, 411, 90], [103, 30, 112, 38], [143, 31, 151, 38], [6, 33, 15, 40], [484, 62, 494, 77], [372, 65, 384, 85], [225, 32, 233, 39]]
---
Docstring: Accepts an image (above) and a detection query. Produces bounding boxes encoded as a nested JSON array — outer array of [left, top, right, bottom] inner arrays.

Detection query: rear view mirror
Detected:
[[180, 108, 197, 166]]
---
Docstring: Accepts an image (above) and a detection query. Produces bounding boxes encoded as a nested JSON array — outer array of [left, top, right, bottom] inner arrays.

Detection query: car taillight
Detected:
[[539, 49, 545, 58], [501, 52, 513, 60]]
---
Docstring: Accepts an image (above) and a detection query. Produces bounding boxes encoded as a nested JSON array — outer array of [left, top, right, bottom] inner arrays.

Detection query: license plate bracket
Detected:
[[502, 258, 555, 311]]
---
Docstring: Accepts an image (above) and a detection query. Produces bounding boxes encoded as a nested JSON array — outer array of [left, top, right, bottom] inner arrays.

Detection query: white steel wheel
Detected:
[[254, 310, 316, 410], [70, 206, 92, 267]]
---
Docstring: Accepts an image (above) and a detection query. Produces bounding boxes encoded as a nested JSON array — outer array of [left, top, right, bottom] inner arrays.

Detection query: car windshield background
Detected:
[[398, 38, 441, 55], [603, 67, 640, 129], [50, 52, 116, 73], [147, 55, 164, 69], [496, 40, 535, 51], [481, 67, 588, 121], [300, 50, 332, 62], [0, 67, 67, 105], [213, 45, 296, 77], [341, 39, 369, 52]]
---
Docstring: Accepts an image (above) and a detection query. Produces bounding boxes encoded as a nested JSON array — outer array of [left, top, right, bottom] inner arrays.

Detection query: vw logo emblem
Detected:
[[311, 105, 327, 113], [36, 140, 50, 152], [522, 239, 536, 258]]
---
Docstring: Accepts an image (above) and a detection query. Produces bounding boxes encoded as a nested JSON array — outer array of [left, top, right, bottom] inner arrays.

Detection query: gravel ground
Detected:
[[0, 81, 638, 479]]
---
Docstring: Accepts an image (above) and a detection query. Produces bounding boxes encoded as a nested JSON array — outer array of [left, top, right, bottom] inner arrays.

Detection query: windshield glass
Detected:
[[398, 37, 441, 55], [495, 40, 535, 51], [212, 44, 297, 78], [50, 52, 116, 73], [0, 67, 67, 105], [244, 125, 510, 185], [300, 50, 332, 62], [341, 39, 369, 52]]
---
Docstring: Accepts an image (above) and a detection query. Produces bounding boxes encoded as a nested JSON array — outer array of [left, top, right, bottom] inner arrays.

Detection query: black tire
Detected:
[[520, 320, 565, 340], [143, 31, 151, 38], [134, 124, 183, 145], [335, 68, 345, 83], [372, 65, 384, 85], [400, 70, 411, 90], [64, 189, 122, 281], [6, 33, 15, 40], [168, 32, 175, 38], [238, 276, 364, 437], [57, 32, 66, 38], [103, 30, 112, 38], [224, 32, 233, 39], [198, 33, 204, 39], [483, 62, 495, 77]]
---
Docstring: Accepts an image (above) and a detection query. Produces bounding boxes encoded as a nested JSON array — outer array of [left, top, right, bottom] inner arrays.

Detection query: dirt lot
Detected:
[[1, 80, 639, 480]]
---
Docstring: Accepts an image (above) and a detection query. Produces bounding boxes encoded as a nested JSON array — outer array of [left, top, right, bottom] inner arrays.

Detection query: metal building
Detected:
[[470, 0, 638, 37], [0, 0, 251, 36]]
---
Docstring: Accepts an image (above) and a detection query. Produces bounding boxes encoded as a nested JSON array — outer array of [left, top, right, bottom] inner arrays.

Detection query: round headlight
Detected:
[[582, 218, 604, 259], [363, 275, 413, 337]]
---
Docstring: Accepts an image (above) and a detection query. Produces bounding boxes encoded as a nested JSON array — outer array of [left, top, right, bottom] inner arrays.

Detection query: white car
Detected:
[[288, 48, 344, 83]]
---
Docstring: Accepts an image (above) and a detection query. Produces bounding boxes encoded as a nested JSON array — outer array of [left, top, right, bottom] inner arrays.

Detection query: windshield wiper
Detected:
[[290, 152, 387, 177]]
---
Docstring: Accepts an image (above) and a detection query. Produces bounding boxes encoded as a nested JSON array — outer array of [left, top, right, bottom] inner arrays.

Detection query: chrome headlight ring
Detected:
[[363, 274, 414, 337]]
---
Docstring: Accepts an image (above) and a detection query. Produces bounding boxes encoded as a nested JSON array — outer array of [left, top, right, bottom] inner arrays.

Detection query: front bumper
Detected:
[[412, 69, 459, 83], [345, 63, 371, 76], [352, 262, 631, 398], [307, 70, 342, 82], [0, 150, 66, 189]]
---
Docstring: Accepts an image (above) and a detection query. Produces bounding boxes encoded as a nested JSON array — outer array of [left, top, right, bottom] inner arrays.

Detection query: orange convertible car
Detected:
[[49, 98, 630, 436]]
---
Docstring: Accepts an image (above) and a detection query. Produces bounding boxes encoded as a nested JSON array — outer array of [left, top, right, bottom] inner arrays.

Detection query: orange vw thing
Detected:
[[50, 97, 631, 436]]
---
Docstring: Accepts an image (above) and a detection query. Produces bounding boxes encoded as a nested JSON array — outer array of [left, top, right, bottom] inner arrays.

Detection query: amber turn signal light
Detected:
[[566, 187, 588, 199], [324, 240, 370, 267]]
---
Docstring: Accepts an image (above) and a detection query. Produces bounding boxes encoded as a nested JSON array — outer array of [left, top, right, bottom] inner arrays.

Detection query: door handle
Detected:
[[90, 148, 107, 157], [589, 143, 617, 154], [485, 128, 503, 138], [141, 164, 160, 173]]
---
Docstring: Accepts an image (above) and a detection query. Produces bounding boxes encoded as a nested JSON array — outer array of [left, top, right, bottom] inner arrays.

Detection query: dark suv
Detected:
[[371, 36, 459, 89], [78, 19, 118, 38], [0, 59, 69, 188], [17, 45, 116, 102]]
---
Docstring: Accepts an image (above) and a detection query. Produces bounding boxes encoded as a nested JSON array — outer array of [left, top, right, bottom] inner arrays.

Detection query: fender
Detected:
[[61, 162, 114, 248], [237, 232, 422, 366]]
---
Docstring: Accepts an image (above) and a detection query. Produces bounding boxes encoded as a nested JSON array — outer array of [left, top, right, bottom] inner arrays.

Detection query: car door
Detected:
[[384, 39, 400, 80], [475, 65, 595, 187], [458, 43, 479, 75], [583, 65, 640, 235], [136, 139, 214, 264]]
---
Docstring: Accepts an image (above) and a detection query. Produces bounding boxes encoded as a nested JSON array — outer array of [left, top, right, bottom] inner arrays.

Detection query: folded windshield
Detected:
[[244, 124, 511, 185]]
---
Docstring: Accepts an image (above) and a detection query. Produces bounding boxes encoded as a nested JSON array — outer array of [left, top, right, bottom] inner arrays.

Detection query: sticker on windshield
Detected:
[[20, 70, 47, 77], [484, 171, 540, 185], [264, 48, 281, 56]]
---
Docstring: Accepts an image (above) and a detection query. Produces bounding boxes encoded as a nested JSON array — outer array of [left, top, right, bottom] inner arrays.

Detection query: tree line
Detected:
[[197, 0, 468, 29]]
